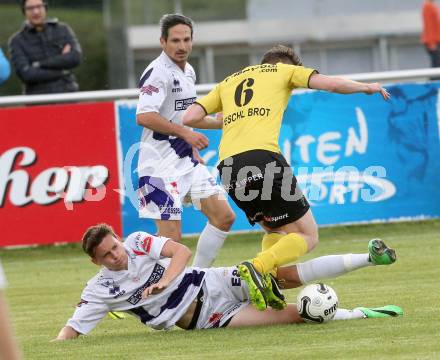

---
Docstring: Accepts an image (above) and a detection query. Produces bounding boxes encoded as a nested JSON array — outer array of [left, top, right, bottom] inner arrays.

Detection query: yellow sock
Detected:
[[261, 232, 284, 251], [261, 233, 284, 276], [252, 233, 308, 274]]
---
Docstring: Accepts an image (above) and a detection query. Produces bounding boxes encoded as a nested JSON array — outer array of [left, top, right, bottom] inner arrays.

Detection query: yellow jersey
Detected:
[[196, 63, 316, 161]]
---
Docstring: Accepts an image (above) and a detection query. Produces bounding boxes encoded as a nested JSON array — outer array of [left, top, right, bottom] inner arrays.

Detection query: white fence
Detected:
[[1, 67, 440, 107]]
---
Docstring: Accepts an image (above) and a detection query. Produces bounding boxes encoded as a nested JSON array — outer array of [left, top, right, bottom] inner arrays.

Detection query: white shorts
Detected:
[[195, 266, 250, 329], [138, 164, 224, 220]]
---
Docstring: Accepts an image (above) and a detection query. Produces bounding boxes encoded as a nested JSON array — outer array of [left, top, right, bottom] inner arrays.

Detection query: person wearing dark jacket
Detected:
[[8, 0, 82, 95]]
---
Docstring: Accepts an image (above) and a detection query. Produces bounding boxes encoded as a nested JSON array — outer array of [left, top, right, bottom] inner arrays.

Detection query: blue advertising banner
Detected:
[[285, 82, 440, 224], [116, 82, 440, 236]]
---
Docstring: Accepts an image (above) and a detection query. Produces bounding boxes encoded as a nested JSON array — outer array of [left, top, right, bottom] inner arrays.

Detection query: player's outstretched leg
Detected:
[[355, 305, 404, 318], [226, 303, 404, 328], [368, 239, 396, 265], [237, 261, 268, 311], [276, 238, 398, 289]]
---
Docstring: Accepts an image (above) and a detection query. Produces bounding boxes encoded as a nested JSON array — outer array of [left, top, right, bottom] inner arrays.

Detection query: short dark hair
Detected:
[[82, 223, 117, 258], [159, 14, 194, 40], [21, 0, 48, 13], [260, 45, 302, 66]]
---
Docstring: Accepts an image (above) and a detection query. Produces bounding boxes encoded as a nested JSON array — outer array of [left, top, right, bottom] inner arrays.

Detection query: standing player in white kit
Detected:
[[135, 14, 235, 267]]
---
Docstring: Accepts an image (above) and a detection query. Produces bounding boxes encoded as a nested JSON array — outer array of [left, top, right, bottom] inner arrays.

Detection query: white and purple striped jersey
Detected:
[[136, 51, 198, 178], [66, 232, 205, 334]]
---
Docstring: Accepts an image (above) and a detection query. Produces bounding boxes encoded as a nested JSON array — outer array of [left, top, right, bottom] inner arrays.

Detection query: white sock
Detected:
[[332, 308, 365, 320], [297, 254, 372, 284], [192, 223, 228, 267]]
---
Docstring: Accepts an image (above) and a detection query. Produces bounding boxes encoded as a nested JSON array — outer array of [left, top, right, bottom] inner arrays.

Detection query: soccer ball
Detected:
[[297, 283, 339, 323]]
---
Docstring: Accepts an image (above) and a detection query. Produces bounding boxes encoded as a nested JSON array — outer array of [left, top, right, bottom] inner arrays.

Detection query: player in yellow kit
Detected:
[[183, 45, 392, 310]]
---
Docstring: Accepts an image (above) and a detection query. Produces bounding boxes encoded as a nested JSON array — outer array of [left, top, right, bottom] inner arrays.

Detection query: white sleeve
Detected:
[[66, 286, 109, 335], [136, 66, 169, 115], [0, 261, 7, 289], [125, 232, 169, 260], [188, 63, 196, 84]]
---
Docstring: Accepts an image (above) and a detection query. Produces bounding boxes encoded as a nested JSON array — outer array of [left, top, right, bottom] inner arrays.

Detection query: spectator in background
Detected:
[[0, 261, 22, 360], [0, 47, 11, 85], [421, 0, 440, 68], [8, 0, 82, 95]]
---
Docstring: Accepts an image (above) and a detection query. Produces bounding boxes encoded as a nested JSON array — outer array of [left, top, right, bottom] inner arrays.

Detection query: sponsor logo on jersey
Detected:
[[109, 284, 121, 295], [127, 264, 165, 305], [175, 97, 196, 111], [171, 76, 182, 92], [98, 277, 116, 288], [98, 278, 126, 297], [140, 84, 159, 96], [221, 63, 276, 80], [133, 235, 154, 256]]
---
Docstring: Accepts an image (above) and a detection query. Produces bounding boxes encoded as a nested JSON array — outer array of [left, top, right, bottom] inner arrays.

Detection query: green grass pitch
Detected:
[[1, 220, 439, 360]]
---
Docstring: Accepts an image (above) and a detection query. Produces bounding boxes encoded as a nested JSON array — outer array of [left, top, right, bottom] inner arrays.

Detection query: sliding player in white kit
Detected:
[[135, 14, 234, 267], [54, 224, 403, 340]]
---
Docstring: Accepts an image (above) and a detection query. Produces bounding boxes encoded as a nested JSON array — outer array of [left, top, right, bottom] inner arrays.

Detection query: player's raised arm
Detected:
[[142, 240, 192, 298], [184, 82, 222, 129], [183, 103, 223, 129], [308, 73, 390, 100]]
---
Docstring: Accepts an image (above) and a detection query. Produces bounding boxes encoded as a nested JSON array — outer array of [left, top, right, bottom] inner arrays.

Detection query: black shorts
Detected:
[[217, 150, 310, 228]]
